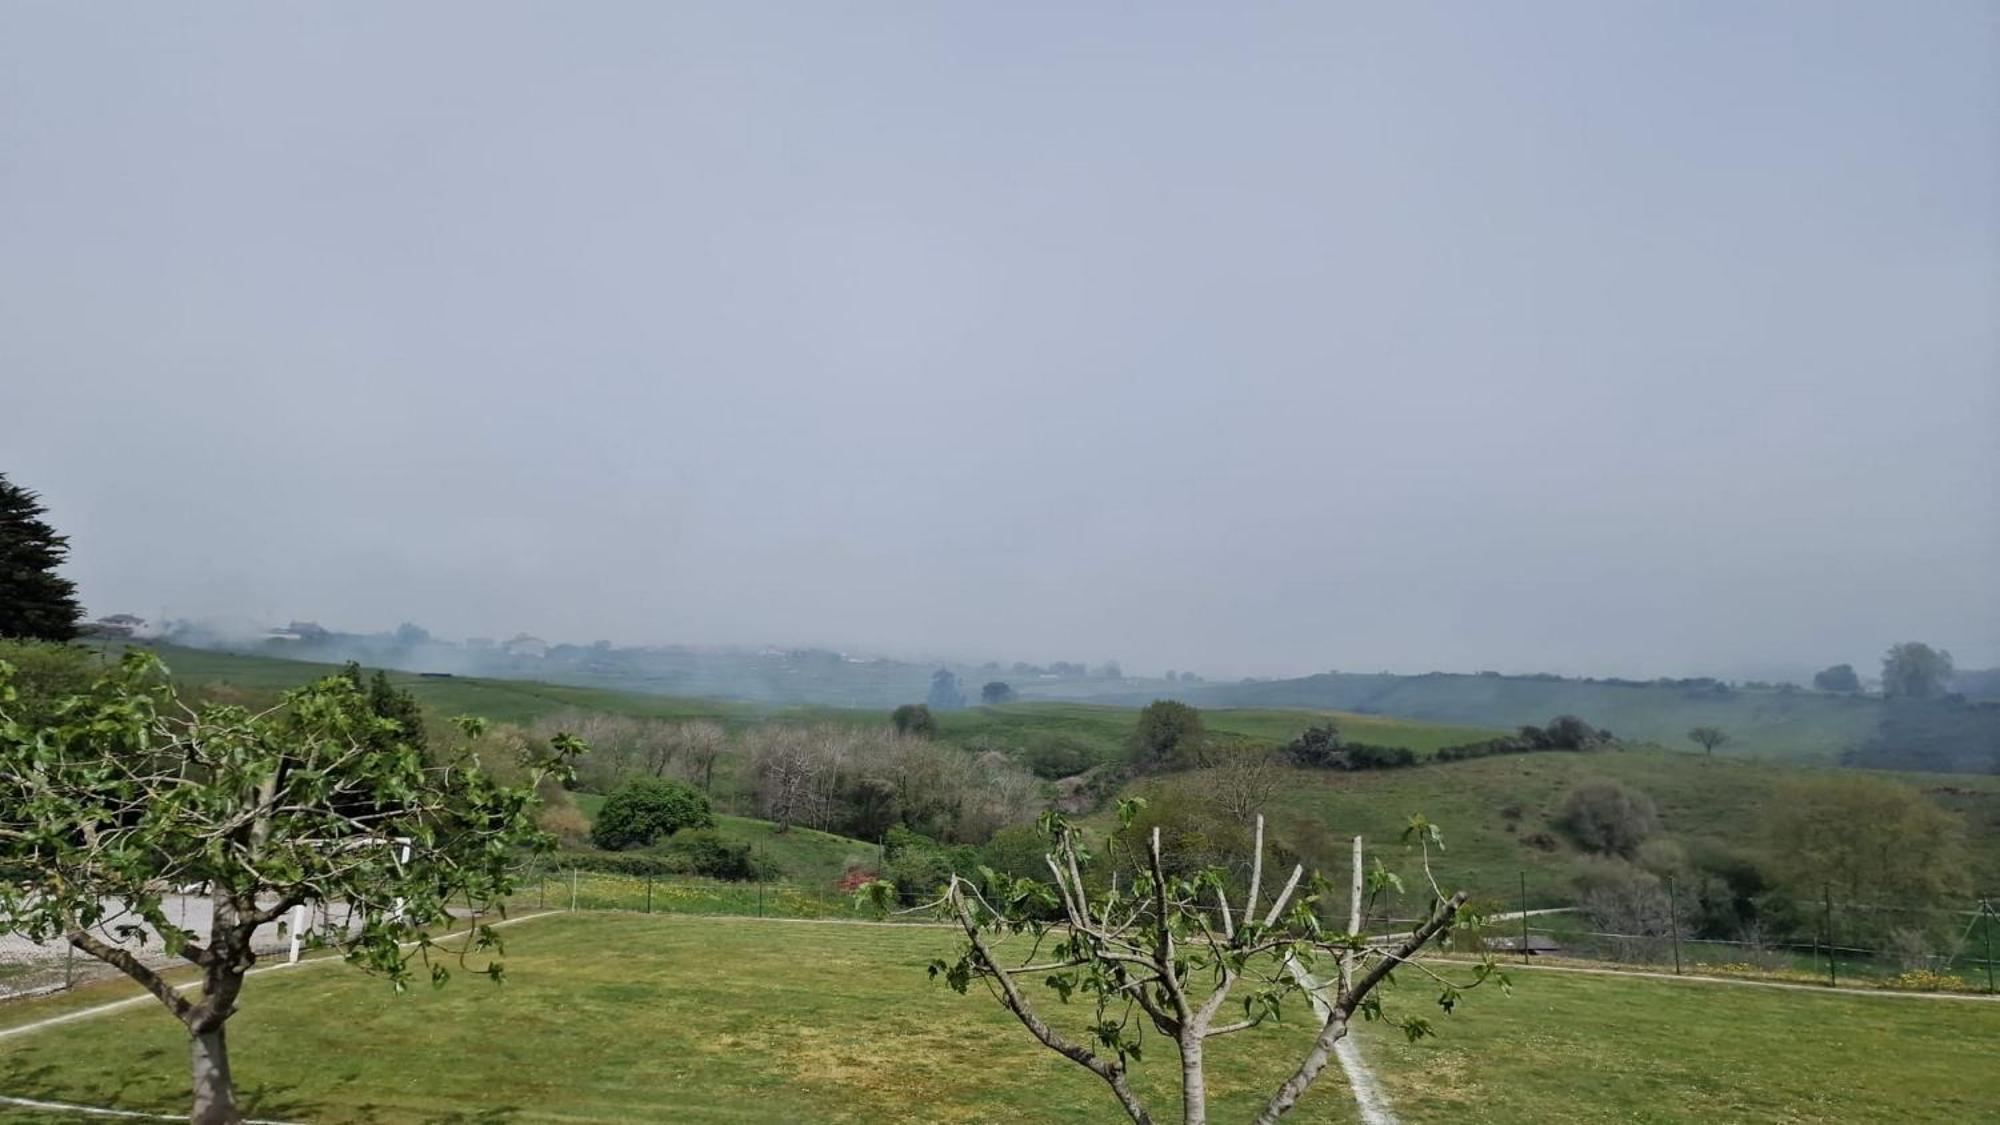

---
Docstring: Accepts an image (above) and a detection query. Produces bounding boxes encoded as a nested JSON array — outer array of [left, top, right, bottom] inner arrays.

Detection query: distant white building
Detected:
[[501, 634, 548, 659], [85, 613, 151, 639]]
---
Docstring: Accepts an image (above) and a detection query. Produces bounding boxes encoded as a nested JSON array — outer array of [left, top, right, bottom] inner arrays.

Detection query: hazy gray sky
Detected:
[[4, 3, 1995, 679]]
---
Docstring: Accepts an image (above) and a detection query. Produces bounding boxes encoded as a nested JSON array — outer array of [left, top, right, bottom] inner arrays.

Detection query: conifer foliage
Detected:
[[0, 472, 83, 641]]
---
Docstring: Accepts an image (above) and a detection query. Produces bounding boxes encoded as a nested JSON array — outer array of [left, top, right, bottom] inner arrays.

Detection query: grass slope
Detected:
[[1103, 671, 2000, 769], [145, 644, 757, 727], [926, 700, 1497, 761], [1109, 749, 2000, 905], [566, 799, 877, 890], [1, 913, 1993, 1123], [147, 643, 1495, 768]]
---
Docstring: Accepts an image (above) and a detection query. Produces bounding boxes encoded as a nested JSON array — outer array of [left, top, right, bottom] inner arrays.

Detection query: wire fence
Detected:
[[1473, 872, 2000, 995], [501, 861, 1999, 996], [7, 866, 1993, 1005]]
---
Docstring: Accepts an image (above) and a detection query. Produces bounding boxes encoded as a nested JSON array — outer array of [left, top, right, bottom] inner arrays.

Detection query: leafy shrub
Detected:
[[0, 639, 94, 723], [1131, 700, 1206, 770], [891, 703, 937, 736], [1436, 717, 1611, 762], [1020, 734, 1101, 779], [591, 777, 714, 851], [1281, 724, 1415, 771], [537, 802, 592, 848], [1282, 724, 1342, 768], [655, 829, 763, 880], [882, 825, 978, 898], [1558, 779, 1658, 857]]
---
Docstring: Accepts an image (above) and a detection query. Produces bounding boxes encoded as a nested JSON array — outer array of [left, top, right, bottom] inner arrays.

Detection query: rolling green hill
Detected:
[[133, 643, 2000, 907], [1093, 748, 2000, 908], [1086, 670, 2000, 772], [139, 643, 1495, 772]]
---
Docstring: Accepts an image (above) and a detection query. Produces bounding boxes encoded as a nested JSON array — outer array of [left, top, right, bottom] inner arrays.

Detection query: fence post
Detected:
[[1518, 871, 1530, 965], [570, 869, 579, 913], [64, 941, 74, 990], [1822, 884, 1836, 988], [1667, 876, 1682, 975], [646, 873, 654, 914], [1984, 898, 1994, 995]]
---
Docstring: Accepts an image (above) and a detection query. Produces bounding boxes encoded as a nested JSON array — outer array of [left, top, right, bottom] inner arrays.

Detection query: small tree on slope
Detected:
[[862, 805, 1502, 1124], [0, 652, 582, 1125]]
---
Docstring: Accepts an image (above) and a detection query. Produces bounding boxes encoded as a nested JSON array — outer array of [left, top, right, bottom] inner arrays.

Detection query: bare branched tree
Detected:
[[863, 804, 1502, 1124], [1204, 747, 1286, 824]]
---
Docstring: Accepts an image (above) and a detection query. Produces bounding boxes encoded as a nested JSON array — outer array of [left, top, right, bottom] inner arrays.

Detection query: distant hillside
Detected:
[[1075, 671, 2000, 773], [141, 639, 2000, 774], [1091, 747, 2000, 905]]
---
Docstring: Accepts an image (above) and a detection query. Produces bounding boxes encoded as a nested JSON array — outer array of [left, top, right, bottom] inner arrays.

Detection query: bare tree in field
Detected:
[[864, 805, 1503, 1124], [1205, 746, 1285, 823], [1687, 726, 1729, 756], [746, 725, 852, 831], [675, 720, 729, 792]]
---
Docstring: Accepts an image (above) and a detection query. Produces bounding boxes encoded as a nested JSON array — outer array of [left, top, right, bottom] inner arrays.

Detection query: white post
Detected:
[[390, 839, 413, 923], [288, 904, 305, 964], [1341, 835, 1363, 997]]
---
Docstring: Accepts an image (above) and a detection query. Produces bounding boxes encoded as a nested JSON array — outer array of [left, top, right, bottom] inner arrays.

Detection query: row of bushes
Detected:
[[1434, 716, 1613, 761], [559, 830, 775, 882]]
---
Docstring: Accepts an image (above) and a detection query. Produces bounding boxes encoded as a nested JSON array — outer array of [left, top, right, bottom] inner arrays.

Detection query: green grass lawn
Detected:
[[1, 913, 1993, 1123]]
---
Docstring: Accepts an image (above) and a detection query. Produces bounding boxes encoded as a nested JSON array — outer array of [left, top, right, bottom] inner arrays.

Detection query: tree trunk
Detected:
[[1179, 1038, 1206, 1125], [1253, 1018, 1347, 1124], [189, 1026, 241, 1125]]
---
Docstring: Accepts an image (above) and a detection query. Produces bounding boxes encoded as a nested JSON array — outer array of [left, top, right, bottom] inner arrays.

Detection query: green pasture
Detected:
[[1, 912, 1995, 1123]]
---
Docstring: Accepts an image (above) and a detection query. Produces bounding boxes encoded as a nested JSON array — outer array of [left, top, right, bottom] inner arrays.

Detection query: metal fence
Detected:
[[1479, 873, 2000, 994]]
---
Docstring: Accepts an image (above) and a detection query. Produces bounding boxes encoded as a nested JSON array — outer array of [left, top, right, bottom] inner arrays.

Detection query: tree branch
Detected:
[[67, 928, 194, 1026], [948, 880, 1154, 1125]]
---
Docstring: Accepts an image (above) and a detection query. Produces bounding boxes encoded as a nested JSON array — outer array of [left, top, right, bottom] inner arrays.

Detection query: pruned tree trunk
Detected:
[[189, 1025, 240, 1125], [1179, 1039, 1207, 1124], [1251, 1017, 1349, 1124]]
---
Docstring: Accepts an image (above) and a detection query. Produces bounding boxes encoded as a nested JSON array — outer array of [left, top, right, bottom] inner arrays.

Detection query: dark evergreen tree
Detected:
[[0, 474, 83, 642]]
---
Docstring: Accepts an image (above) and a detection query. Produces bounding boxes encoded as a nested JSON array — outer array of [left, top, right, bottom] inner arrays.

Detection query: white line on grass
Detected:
[[1283, 956, 1396, 1125], [0, 1092, 299, 1124]]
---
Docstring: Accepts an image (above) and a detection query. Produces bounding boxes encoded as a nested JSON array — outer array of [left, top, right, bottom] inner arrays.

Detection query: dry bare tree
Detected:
[[866, 804, 1502, 1124], [1204, 747, 1286, 824]]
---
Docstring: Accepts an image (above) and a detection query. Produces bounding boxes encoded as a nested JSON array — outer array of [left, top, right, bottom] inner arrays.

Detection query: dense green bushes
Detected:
[[560, 831, 773, 881], [592, 777, 714, 850], [1281, 723, 1416, 771], [1434, 715, 1613, 762]]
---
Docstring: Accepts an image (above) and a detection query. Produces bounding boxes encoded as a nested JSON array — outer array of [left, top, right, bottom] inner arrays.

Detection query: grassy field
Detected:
[[142, 644, 758, 727], [1101, 748, 2000, 906], [1, 912, 1994, 1123], [926, 700, 1497, 761], [1129, 670, 2000, 771]]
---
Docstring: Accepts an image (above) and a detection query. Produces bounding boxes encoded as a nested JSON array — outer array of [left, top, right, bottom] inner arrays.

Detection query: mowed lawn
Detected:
[[1, 912, 1995, 1123]]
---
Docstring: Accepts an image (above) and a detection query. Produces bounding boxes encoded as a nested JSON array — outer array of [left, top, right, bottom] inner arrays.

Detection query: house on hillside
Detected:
[[500, 634, 549, 659], [83, 613, 150, 638]]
